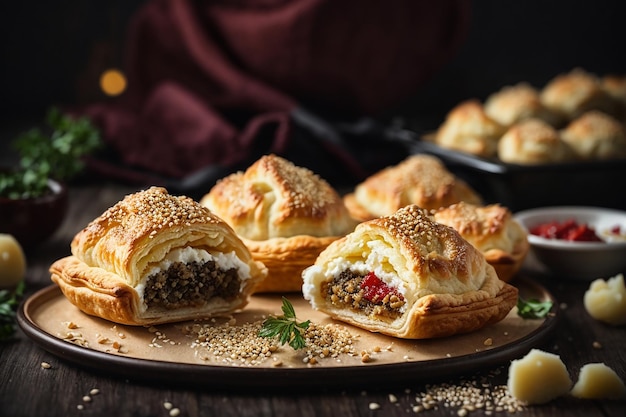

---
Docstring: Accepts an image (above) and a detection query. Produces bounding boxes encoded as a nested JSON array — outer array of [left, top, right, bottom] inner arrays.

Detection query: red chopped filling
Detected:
[[530, 219, 602, 242], [360, 272, 404, 303]]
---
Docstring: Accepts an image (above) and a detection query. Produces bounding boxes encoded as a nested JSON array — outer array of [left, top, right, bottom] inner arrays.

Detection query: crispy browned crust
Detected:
[[540, 68, 617, 122], [434, 99, 505, 158], [201, 154, 357, 292], [560, 111, 626, 160], [343, 154, 483, 221], [432, 202, 529, 283], [497, 119, 573, 164]]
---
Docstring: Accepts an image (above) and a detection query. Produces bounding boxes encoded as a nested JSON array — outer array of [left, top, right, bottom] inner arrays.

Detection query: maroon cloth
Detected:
[[82, 0, 470, 182]]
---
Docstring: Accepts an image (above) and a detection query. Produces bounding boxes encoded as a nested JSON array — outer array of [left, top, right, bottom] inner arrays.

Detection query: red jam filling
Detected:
[[360, 272, 404, 303], [530, 219, 603, 242]]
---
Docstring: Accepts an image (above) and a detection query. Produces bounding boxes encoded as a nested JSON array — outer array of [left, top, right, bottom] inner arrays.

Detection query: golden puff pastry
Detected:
[[484, 83, 561, 128], [560, 111, 626, 160], [302, 205, 518, 339], [497, 118, 573, 164], [602, 74, 626, 121], [540, 68, 616, 124], [201, 154, 357, 293], [431, 202, 529, 283], [50, 187, 267, 326], [343, 154, 483, 222], [434, 99, 506, 158]]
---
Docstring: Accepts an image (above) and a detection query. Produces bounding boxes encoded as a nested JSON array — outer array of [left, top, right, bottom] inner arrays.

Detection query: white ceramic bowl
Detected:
[[514, 206, 626, 281]]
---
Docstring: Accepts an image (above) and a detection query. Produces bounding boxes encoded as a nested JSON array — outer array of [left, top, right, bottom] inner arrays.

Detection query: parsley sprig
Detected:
[[517, 297, 553, 319], [0, 281, 25, 340], [0, 107, 101, 199], [259, 297, 310, 350]]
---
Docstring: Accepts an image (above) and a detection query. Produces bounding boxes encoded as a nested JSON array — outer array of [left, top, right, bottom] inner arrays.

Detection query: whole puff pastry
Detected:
[[50, 187, 267, 326], [431, 202, 529, 283], [201, 154, 357, 293], [434, 99, 506, 158], [540, 68, 617, 124], [498, 118, 573, 164], [484, 83, 561, 128], [302, 205, 518, 339], [343, 154, 482, 222], [560, 111, 626, 160]]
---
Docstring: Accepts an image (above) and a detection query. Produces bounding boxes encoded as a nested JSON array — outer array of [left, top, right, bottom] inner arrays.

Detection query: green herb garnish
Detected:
[[517, 297, 553, 319], [0, 107, 101, 199], [0, 281, 25, 340], [259, 297, 310, 350]]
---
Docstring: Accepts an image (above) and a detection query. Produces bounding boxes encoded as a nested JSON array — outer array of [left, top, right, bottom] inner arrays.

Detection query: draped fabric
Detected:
[[80, 0, 470, 187]]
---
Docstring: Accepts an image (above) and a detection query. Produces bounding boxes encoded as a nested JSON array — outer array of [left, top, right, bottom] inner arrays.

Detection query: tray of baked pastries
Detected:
[[19, 154, 559, 388], [387, 68, 626, 211]]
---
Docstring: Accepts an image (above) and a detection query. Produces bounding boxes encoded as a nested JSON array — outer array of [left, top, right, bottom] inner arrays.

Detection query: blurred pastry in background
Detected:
[[601, 74, 626, 122], [433, 99, 506, 158], [431, 202, 529, 283], [560, 111, 626, 160], [498, 118, 573, 164], [343, 154, 483, 222], [540, 68, 617, 124], [484, 82, 561, 128], [201, 154, 357, 293]]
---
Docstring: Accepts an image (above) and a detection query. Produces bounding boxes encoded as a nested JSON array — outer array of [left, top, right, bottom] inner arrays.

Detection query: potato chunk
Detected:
[[507, 349, 572, 404], [571, 363, 626, 400], [584, 273, 626, 325]]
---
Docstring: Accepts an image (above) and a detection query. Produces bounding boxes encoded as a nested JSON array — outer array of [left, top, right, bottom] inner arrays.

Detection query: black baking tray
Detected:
[[384, 127, 626, 212]]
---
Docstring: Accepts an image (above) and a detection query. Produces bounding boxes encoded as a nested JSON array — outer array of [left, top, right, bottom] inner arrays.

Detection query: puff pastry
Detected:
[[201, 154, 357, 293], [602, 74, 626, 121], [540, 68, 616, 124], [434, 99, 505, 158], [50, 187, 267, 325], [431, 202, 529, 283], [498, 119, 573, 164], [484, 83, 560, 128], [560, 111, 626, 160], [343, 154, 483, 222], [302, 205, 518, 339]]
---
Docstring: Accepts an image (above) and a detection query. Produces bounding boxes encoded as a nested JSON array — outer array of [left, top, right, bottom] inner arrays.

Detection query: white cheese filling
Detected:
[[136, 247, 251, 298]]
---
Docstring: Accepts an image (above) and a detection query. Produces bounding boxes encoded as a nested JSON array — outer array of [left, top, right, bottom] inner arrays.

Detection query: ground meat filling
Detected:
[[143, 260, 240, 310], [324, 270, 405, 320]]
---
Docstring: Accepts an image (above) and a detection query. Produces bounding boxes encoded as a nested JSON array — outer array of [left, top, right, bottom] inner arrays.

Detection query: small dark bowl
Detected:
[[0, 179, 69, 248]]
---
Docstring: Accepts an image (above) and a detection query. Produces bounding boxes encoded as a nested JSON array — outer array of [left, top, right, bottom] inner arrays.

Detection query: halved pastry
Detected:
[[431, 202, 529, 283], [50, 186, 267, 326], [343, 154, 483, 222], [302, 205, 518, 339], [201, 154, 357, 293]]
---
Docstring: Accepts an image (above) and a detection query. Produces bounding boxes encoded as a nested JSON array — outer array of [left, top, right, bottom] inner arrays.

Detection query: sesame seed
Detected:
[[369, 402, 381, 410], [40, 362, 51, 369]]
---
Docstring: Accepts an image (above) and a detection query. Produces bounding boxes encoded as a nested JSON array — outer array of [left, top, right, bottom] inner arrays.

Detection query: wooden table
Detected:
[[1, 184, 624, 417]]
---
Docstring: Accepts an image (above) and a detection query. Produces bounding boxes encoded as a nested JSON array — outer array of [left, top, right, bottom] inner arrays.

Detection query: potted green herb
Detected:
[[0, 108, 101, 247]]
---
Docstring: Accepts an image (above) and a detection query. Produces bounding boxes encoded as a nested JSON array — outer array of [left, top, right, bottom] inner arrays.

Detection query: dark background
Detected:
[[2, 0, 626, 168]]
